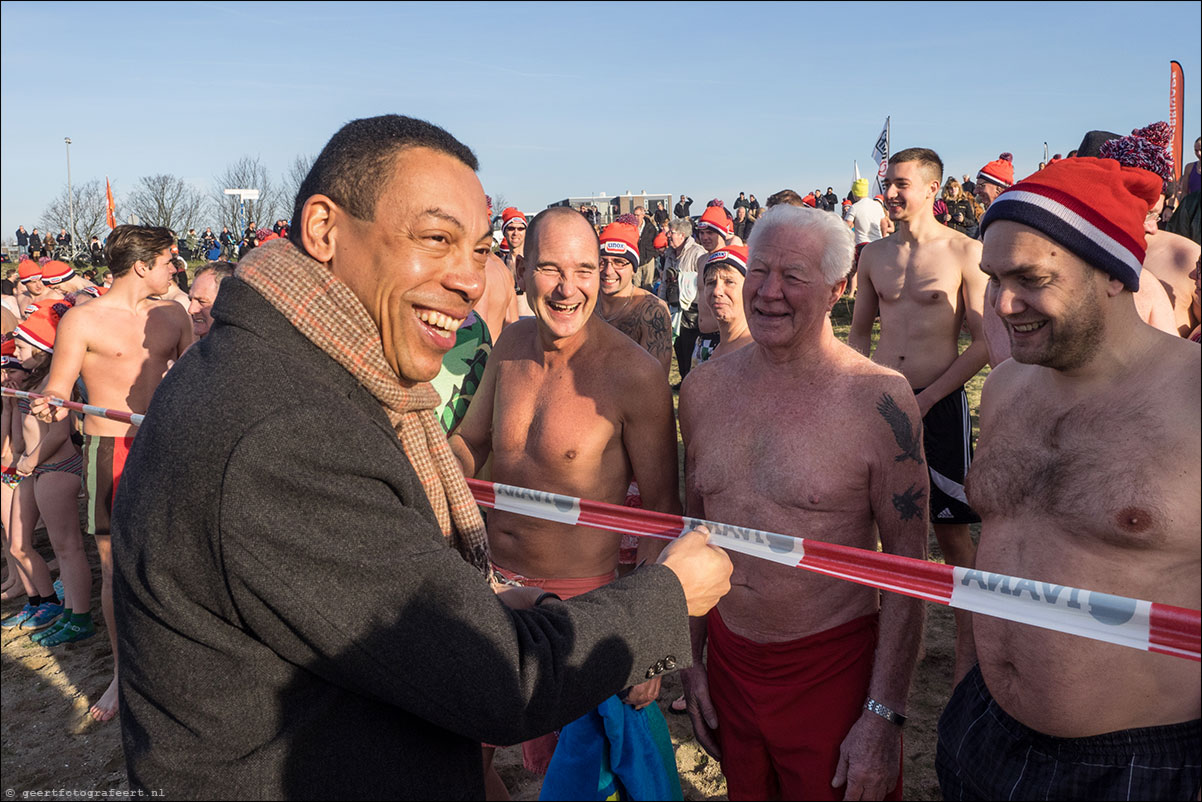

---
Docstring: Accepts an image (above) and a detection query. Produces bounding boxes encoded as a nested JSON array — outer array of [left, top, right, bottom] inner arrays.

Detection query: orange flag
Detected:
[[106, 177, 117, 229]]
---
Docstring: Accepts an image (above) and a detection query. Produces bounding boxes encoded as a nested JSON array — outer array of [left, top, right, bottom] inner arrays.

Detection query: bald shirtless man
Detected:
[[937, 157, 1200, 801], [850, 147, 988, 675], [450, 207, 680, 776], [596, 219, 672, 372], [31, 225, 192, 723], [681, 206, 927, 801]]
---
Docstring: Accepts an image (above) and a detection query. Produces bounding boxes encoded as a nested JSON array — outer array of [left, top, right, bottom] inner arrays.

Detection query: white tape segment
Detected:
[[491, 482, 582, 526]]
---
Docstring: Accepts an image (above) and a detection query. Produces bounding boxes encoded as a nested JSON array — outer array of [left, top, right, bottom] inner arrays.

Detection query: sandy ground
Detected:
[[1, 527, 955, 801]]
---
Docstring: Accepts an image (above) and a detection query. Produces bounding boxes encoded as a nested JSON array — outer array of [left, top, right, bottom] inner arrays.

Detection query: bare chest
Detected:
[[967, 403, 1179, 548], [492, 362, 623, 468], [690, 396, 870, 523], [872, 248, 963, 311]]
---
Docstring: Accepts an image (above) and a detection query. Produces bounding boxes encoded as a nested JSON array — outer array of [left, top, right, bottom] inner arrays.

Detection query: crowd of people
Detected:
[[1, 113, 1199, 801]]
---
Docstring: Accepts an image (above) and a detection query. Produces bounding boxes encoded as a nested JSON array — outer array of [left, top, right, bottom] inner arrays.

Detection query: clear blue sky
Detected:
[[2, 0, 1199, 239]]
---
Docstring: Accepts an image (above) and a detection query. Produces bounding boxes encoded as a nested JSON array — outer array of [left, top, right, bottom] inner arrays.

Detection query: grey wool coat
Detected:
[[112, 277, 692, 800]]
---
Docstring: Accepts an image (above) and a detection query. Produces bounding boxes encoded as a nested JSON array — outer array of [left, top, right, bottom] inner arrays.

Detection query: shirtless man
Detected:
[[31, 225, 193, 723], [476, 252, 516, 344], [596, 219, 672, 372], [450, 207, 680, 777], [937, 157, 1201, 801], [40, 260, 105, 302], [850, 148, 988, 675], [699, 244, 753, 359], [680, 205, 927, 800]]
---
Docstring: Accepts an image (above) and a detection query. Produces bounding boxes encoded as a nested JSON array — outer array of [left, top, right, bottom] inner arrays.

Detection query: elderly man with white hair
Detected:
[[678, 205, 928, 801]]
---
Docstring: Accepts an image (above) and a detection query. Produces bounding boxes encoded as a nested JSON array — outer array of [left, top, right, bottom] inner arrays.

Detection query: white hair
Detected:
[[747, 205, 854, 284]]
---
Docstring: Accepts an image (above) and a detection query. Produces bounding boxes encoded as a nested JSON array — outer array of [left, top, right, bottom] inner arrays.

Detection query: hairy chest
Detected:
[[967, 402, 1176, 548]]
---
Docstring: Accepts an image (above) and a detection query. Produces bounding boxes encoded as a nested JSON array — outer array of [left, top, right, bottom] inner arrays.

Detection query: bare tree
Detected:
[[489, 192, 509, 228], [211, 156, 282, 234], [125, 174, 205, 234], [40, 179, 115, 245], [282, 154, 315, 216]]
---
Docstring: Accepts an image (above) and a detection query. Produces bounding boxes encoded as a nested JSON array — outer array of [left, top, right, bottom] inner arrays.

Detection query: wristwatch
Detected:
[[864, 697, 907, 727]]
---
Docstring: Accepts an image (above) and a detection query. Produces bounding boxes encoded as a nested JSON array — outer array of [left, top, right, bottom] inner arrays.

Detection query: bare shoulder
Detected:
[[1151, 331, 1201, 393], [859, 236, 896, 269], [979, 357, 1033, 409], [839, 347, 917, 413], [490, 317, 538, 359], [633, 288, 669, 316], [680, 343, 749, 410], [1148, 230, 1201, 274], [596, 318, 662, 382]]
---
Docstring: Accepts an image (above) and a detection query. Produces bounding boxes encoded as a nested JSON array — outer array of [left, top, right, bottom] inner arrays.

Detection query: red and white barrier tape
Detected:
[[5, 390, 1193, 662], [1, 388, 145, 427], [468, 478, 1201, 662]]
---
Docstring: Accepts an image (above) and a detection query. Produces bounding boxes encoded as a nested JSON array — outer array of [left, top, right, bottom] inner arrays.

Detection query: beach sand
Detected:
[[2, 528, 953, 800]]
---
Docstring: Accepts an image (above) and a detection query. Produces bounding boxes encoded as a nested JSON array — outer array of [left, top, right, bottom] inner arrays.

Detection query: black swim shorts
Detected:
[[936, 664, 1201, 801]]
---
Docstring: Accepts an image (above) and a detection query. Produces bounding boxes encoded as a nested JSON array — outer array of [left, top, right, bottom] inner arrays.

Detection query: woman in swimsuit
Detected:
[[3, 306, 94, 644]]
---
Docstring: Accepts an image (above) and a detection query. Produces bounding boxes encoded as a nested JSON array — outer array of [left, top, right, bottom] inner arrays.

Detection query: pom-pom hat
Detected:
[[40, 260, 74, 285], [704, 244, 749, 276], [13, 301, 70, 353], [0, 335, 16, 369], [17, 260, 42, 284], [1097, 122, 1173, 187], [980, 157, 1162, 291], [599, 222, 640, 267], [977, 153, 1015, 188], [697, 205, 733, 237]]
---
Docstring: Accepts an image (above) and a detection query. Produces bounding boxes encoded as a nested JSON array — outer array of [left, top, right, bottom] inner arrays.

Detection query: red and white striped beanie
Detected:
[[980, 157, 1161, 291]]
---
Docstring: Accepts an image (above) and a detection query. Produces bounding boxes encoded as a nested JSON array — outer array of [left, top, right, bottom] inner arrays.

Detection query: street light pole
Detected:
[[65, 137, 76, 255]]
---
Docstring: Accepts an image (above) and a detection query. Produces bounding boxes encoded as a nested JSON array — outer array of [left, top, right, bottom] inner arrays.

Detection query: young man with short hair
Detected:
[[31, 225, 193, 723]]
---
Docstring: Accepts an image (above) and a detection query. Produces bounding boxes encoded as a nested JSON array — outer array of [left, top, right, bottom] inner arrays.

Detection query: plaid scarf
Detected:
[[237, 239, 490, 577]]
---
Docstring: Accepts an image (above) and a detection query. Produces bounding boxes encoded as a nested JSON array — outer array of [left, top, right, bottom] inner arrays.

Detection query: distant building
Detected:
[[548, 192, 672, 226]]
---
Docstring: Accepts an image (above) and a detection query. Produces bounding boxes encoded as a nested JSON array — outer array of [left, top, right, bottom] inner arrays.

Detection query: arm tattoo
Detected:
[[642, 301, 672, 364], [892, 484, 926, 521], [876, 393, 924, 464]]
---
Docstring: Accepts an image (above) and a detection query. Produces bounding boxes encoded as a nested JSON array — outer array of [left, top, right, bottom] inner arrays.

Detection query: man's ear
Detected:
[[299, 194, 340, 264], [827, 277, 848, 311]]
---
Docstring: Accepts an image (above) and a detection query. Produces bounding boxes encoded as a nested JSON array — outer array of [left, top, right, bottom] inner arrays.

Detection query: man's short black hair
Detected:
[[289, 115, 478, 249]]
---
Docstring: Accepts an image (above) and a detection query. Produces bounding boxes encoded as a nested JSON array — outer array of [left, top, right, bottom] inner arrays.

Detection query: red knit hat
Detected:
[[653, 230, 668, 250], [978, 153, 1015, 188], [40, 260, 74, 285], [0, 335, 16, 369], [599, 222, 640, 267], [980, 157, 1161, 291], [501, 208, 527, 230], [697, 205, 733, 237], [801, 193, 817, 208], [17, 260, 42, 284], [703, 244, 749, 276], [13, 301, 71, 353]]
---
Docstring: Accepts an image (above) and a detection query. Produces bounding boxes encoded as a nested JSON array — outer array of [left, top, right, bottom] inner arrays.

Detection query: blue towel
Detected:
[[540, 695, 682, 801]]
